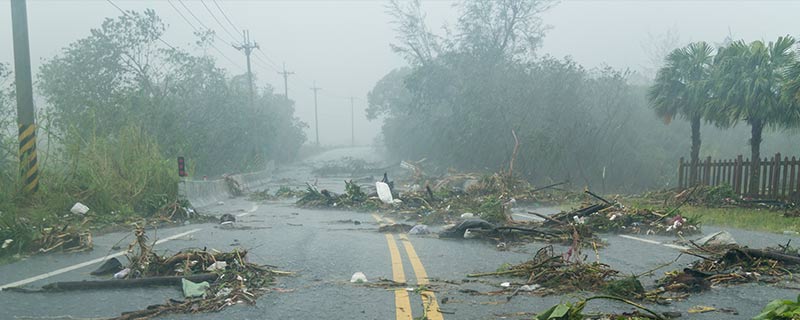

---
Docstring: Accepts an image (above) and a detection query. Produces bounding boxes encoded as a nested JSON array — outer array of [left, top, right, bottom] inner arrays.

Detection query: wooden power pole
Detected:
[[233, 30, 258, 106], [350, 96, 355, 147], [310, 82, 322, 147], [10, 0, 39, 194], [277, 62, 294, 100]]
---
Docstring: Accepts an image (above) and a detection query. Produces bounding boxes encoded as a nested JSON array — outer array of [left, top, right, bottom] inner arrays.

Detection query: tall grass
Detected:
[[0, 125, 179, 259]]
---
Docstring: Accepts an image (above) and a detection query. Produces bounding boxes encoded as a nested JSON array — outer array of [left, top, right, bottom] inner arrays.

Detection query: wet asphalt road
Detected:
[[1, 147, 799, 319]]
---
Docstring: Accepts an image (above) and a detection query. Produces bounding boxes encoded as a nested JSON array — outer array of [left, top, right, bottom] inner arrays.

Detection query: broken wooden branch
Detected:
[[34, 274, 219, 292]]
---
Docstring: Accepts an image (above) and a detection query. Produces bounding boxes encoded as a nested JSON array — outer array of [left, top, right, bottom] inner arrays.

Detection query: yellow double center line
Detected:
[[373, 214, 444, 320]]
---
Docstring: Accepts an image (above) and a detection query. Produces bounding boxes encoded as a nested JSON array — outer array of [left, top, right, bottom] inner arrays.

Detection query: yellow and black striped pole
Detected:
[[18, 124, 38, 193], [11, 0, 39, 194]]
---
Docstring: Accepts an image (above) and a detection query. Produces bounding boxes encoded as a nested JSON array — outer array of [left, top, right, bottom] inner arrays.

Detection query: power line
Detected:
[[165, 0, 242, 69], [177, 0, 213, 33], [106, 0, 177, 51], [205, 0, 356, 102], [212, 0, 242, 36], [166, 0, 198, 31], [200, 0, 239, 44]]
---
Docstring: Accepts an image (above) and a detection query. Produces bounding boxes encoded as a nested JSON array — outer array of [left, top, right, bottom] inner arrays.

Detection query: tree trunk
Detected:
[[748, 119, 763, 196], [690, 116, 701, 185]]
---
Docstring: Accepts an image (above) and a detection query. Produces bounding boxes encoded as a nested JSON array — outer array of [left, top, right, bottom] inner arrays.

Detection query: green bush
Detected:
[[754, 295, 800, 320]]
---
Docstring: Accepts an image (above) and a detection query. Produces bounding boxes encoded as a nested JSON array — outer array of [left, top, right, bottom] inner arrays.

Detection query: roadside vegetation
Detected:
[[0, 10, 306, 261], [682, 207, 800, 234], [370, 0, 800, 194]]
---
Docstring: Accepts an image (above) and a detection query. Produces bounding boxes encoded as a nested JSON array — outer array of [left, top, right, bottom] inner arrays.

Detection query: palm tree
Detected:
[[648, 42, 715, 185], [711, 36, 799, 195], [786, 56, 800, 106]]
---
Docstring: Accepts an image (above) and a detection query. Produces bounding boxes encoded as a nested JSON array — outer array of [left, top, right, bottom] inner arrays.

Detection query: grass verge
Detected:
[[680, 206, 800, 234]]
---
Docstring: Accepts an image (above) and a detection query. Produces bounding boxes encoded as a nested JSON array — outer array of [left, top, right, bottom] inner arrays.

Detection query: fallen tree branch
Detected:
[[31, 274, 220, 292]]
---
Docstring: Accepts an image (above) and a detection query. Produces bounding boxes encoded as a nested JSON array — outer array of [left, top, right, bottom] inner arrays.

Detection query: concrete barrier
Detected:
[[179, 162, 275, 208]]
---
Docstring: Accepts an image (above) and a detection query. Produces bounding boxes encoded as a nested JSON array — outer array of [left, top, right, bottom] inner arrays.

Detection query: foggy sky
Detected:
[[1, 0, 799, 146]]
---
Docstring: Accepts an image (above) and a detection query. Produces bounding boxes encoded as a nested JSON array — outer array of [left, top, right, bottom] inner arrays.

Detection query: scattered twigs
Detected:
[[636, 254, 684, 277], [584, 189, 613, 205], [529, 181, 569, 194], [659, 184, 700, 222], [527, 211, 565, 225]]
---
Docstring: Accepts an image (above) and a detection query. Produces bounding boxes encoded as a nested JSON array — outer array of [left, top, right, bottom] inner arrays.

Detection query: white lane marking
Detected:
[[236, 204, 260, 217], [619, 234, 690, 251], [0, 228, 203, 291], [512, 213, 542, 220]]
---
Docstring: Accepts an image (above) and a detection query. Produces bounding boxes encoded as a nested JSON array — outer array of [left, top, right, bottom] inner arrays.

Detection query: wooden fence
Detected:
[[677, 153, 800, 201]]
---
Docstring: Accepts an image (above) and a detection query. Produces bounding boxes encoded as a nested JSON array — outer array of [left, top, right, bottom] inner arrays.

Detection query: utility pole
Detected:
[[10, 0, 39, 194], [277, 62, 294, 100], [350, 96, 355, 147], [310, 82, 322, 147], [233, 30, 258, 106]]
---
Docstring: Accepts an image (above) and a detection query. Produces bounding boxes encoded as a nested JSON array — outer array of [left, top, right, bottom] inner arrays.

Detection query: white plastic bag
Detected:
[[70, 202, 90, 215], [376, 182, 393, 204]]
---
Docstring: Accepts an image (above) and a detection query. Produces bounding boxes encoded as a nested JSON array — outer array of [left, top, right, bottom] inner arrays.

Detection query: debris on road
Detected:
[[378, 223, 414, 233], [655, 243, 800, 298], [90, 257, 123, 276], [182, 278, 211, 298], [534, 295, 665, 320], [35, 224, 93, 253], [7, 226, 290, 319], [468, 245, 632, 298], [408, 224, 430, 235], [546, 197, 700, 236], [350, 272, 368, 283]]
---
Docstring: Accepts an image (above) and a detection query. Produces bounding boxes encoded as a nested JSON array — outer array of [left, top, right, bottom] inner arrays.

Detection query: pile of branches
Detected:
[[295, 172, 570, 225], [468, 245, 632, 297], [108, 226, 283, 319], [656, 244, 800, 296], [296, 181, 382, 209], [249, 186, 305, 201], [310, 157, 384, 177], [34, 224, 93, 254], [546, 198, 701, 236]]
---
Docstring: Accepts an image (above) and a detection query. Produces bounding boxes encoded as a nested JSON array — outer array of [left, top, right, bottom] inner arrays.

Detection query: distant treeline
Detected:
[[369, 0, 800, 192]]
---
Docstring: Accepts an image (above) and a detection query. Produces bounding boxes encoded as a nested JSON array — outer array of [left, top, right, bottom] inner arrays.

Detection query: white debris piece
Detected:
[[2, 239, 12, 249], [350, 272, 368, 283], [460, 213, 475, 219], [519, 284, 541, 291], [376, 182, 393, 204], [70, 202, 90, 215], [206, 261, 228, 271], [500, 282, 511, 288], [408, 225, 430, 235], [696, 231, 737, 247], [114, 268, 130, 279]]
